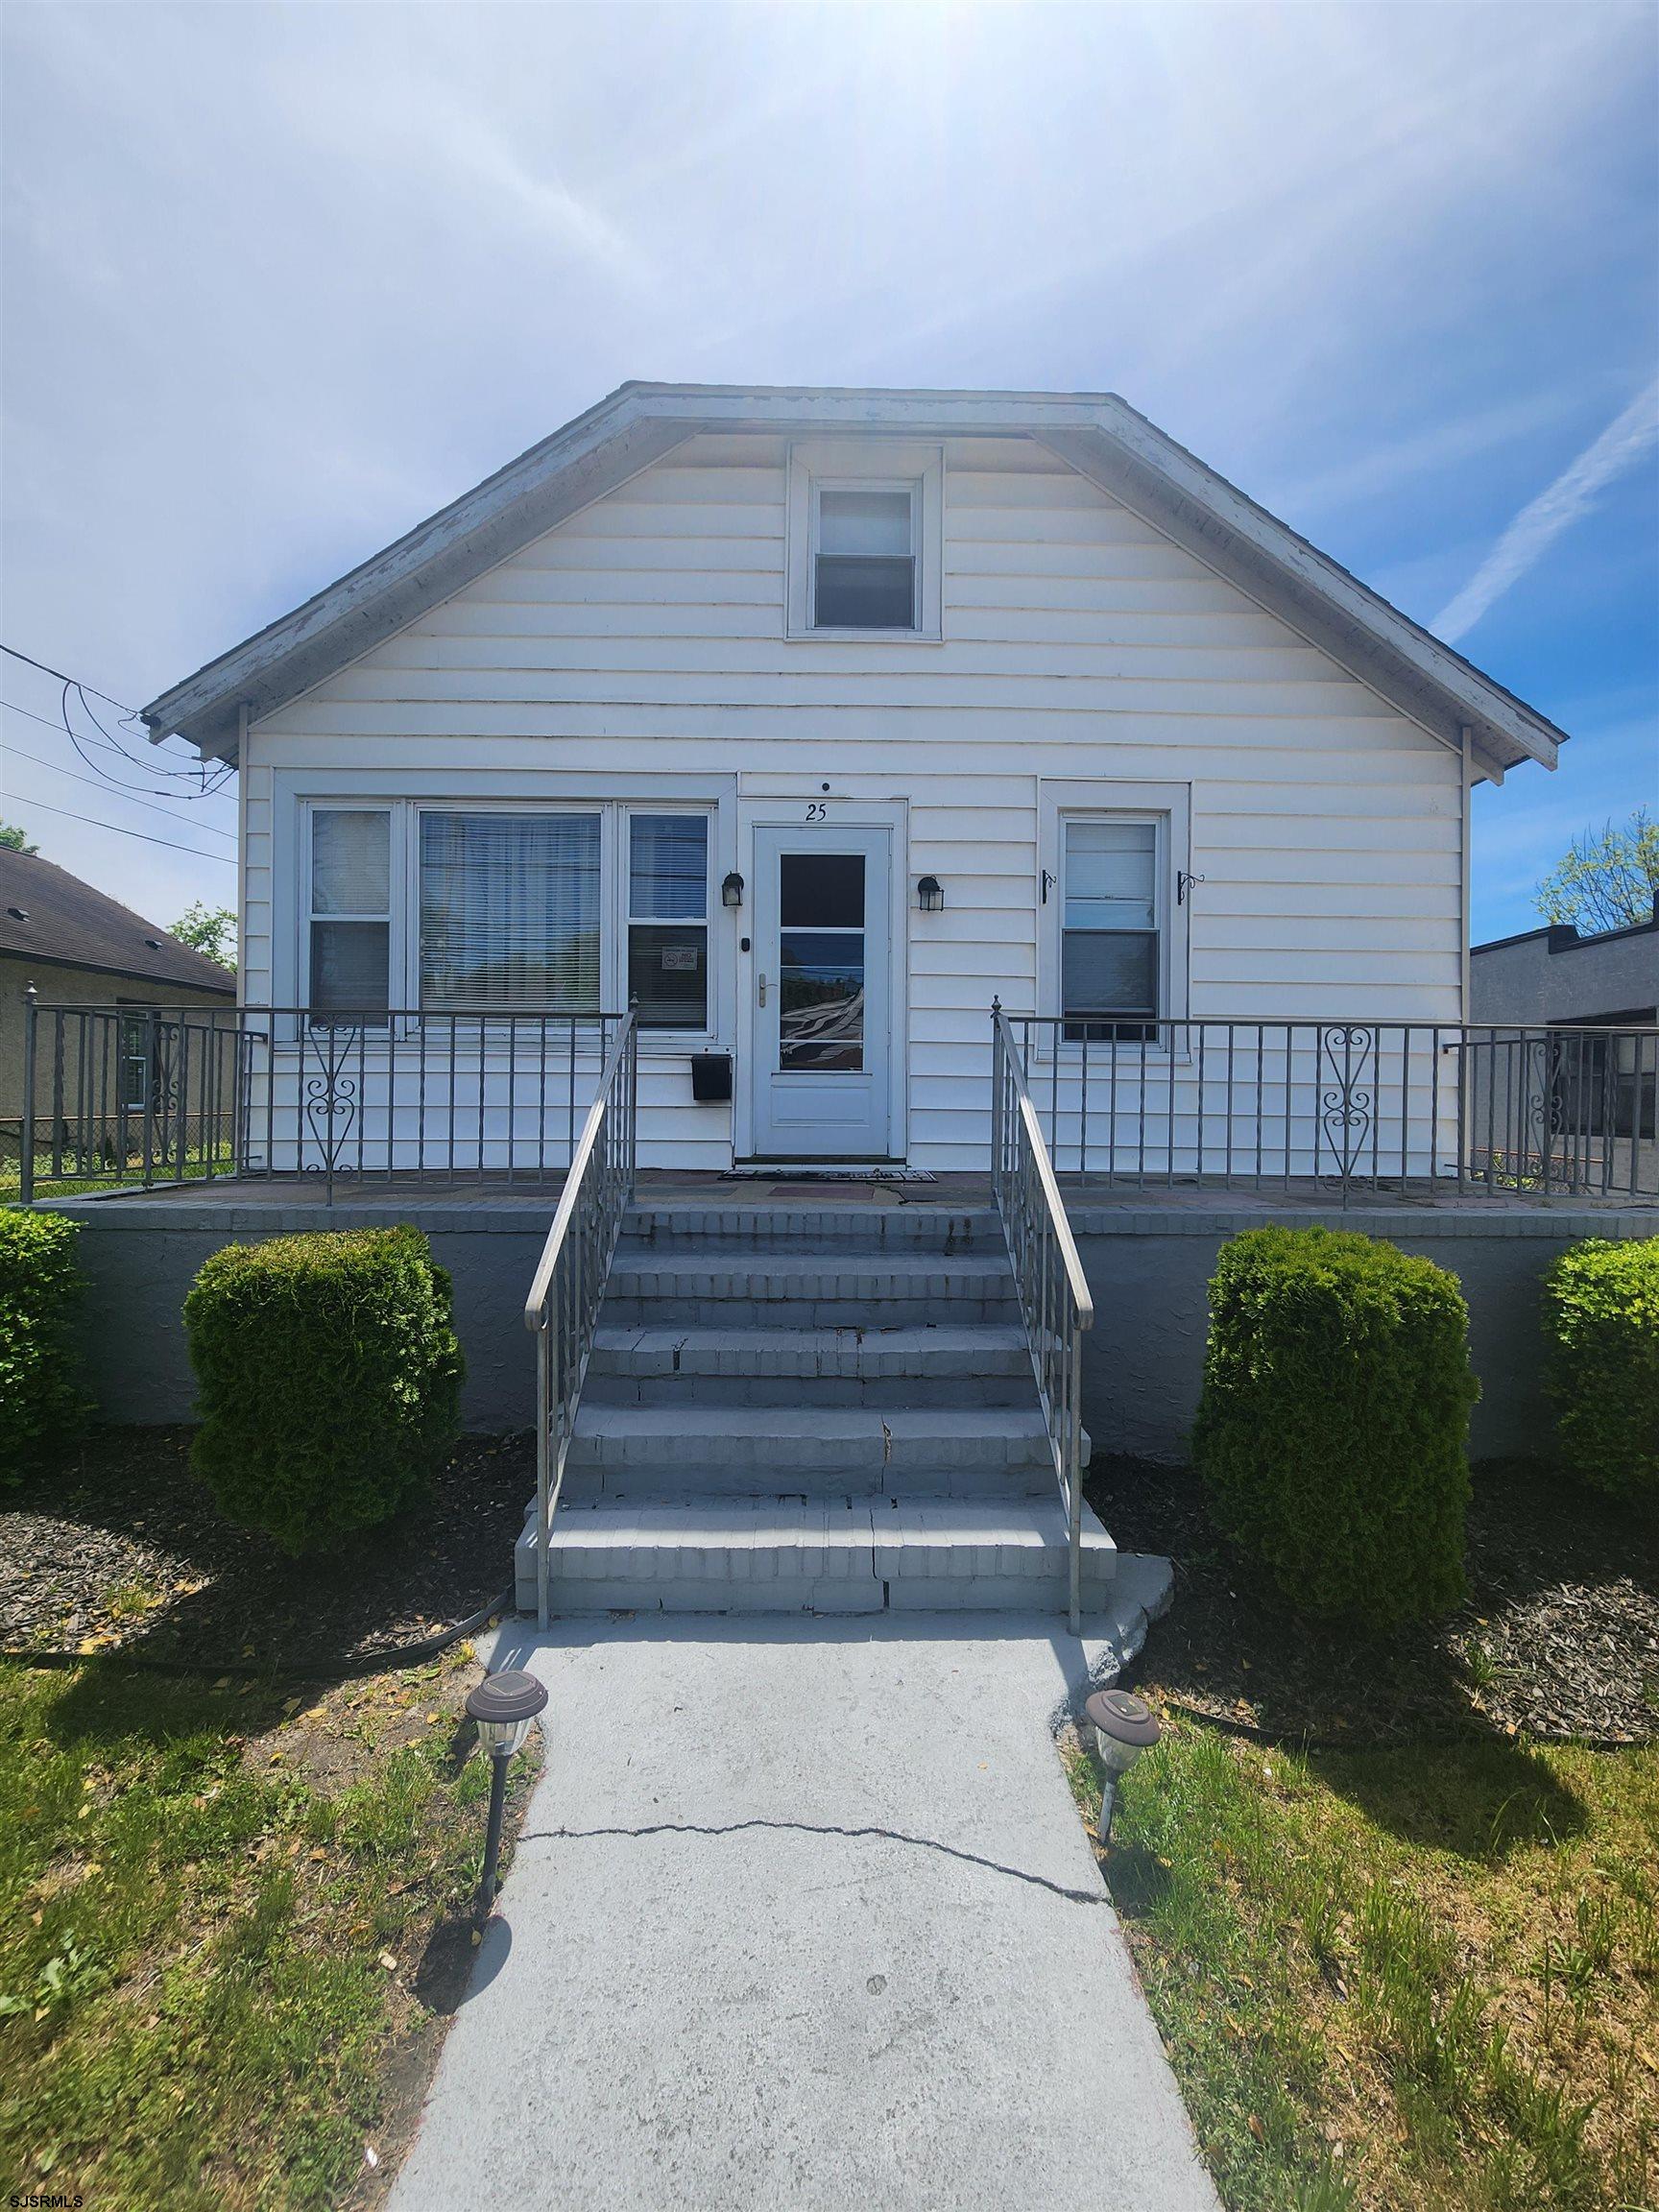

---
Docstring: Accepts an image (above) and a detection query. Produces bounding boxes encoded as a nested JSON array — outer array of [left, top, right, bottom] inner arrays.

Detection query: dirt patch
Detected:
[[1, 1426, 531, 1671], [1090, 1454, 1659, 1745]]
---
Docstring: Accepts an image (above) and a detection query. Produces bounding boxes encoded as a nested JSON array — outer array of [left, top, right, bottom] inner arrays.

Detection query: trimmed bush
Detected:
[[183, 1226, 464, 1553], [1192, 1226, 1478, 1628], [0, 1210, 87, 1481], [1542, 1237, 1659, 1512]]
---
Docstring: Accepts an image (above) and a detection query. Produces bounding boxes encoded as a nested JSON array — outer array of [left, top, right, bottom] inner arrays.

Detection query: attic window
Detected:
[[812, 487, 916, 630]]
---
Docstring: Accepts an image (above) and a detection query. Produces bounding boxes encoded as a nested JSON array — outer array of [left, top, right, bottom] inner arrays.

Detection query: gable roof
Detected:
[[0, 848, 236, 995], [141, 382, 1568, 782]]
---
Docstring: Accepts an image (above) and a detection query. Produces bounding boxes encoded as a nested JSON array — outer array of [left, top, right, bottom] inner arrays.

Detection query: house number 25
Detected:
[[804, 802, 828, 822]]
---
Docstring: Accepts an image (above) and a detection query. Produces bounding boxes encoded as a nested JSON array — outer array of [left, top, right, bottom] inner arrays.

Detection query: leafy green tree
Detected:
[[1535, 806, 1659, 934], [0, 821, 38, 854], [170, 900, 236, 971]]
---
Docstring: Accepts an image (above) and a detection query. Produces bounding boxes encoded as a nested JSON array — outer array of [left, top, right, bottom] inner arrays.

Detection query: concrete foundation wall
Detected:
[[43, 1194, 1658, 1461], [1073, 1204, 1656, 1463]]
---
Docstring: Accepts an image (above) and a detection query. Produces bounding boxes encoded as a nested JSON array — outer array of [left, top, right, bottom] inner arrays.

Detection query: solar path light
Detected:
[[466, 1669, 547, 1918], [1083, 1687, 1160, 1843]]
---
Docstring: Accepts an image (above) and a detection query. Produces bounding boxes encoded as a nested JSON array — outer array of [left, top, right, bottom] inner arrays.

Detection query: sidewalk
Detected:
[[389, 1614, 1220, 2212]]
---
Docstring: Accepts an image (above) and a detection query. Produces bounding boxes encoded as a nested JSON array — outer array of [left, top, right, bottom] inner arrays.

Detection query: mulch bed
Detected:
[[1089, 1455, 1659, 1747], [1, 1427, 532, 1672]]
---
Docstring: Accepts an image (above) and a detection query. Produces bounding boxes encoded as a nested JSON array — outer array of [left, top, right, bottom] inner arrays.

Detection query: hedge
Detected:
[[0, 1210, 87, 1482], [1542, 1237, 1659, 1512], [1191, 1226, 1479, 1628], [183, 1226, 464, 1553]]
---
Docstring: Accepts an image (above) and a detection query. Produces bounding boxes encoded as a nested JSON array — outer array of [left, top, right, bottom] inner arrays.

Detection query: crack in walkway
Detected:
[[518, 1815, 1109, 1907]]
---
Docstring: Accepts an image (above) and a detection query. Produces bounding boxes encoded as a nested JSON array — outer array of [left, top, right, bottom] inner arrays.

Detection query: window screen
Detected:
[[420, 812, 601, 1012], [627, 813, 709, 1028], [309, 809, 392, 1018], [813, 487, 915, 629], [1061, 818, 1160, 1041]]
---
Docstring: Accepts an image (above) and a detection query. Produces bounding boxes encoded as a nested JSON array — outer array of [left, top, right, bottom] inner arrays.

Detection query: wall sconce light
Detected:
[[466, 1668, 548, 1918], [722, 872, 745, 910], [916, 876, 945, 913]]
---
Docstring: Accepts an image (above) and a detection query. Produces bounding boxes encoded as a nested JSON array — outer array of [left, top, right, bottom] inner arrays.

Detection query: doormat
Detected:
[[721, 1166, 937, 1184]]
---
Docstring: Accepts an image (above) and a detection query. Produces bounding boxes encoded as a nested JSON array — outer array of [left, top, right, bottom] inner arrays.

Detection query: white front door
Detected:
[[749, 821, 893, 1158]]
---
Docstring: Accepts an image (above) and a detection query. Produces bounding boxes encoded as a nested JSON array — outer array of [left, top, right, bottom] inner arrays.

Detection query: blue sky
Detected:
[[1, 1, 1654, 943]]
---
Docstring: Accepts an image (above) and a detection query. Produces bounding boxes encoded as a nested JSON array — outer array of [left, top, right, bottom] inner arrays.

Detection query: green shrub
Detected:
[[0, 1210, 87, 1481], [1542, 1237, 1659, 1512], [183, 1227, 464, 1553], [1192, 1226, 1478, 1628]]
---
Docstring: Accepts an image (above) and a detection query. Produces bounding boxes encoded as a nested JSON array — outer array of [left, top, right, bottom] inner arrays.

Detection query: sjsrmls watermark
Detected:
[[9, 2193, 85, 2209]]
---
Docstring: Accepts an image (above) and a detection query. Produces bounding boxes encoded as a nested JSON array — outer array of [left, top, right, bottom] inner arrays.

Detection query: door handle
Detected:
[[757, 972, 767, 1007]]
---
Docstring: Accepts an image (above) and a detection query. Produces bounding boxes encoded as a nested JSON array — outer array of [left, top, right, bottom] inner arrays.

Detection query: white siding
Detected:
[[248, 431, 1466, 1169]]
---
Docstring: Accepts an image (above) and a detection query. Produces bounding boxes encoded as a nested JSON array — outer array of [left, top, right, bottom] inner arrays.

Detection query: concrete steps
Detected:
[[515, 1201, 1110, 1620], [518, 1497, 1118, 1616]]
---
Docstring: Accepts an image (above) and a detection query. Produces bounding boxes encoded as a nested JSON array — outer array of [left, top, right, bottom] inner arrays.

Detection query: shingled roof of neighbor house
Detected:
[[0, 846, 236, 994], [140, 381, 1569, 783]]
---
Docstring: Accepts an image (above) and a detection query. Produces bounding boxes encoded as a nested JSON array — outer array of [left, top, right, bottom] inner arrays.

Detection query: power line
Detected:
[[1, 641, 143, 717], [3, 738, 238, 840], [0, 790, 236, 864], [1, 687, 232, 796]]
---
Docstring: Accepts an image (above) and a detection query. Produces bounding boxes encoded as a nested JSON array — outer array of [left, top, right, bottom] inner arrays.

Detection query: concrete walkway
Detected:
[[389, 1615, 1219, 2212]]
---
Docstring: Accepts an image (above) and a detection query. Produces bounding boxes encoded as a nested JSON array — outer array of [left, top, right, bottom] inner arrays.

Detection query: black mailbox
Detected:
[[691, 1052, 733, 1103]]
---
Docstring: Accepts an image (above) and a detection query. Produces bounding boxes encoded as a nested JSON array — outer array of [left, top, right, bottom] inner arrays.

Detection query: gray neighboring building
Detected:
[[1470, 911, 1658, 1028]]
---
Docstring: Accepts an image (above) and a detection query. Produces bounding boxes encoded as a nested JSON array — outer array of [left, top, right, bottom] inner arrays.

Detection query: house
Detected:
[[1, 846, 234, 1167], [40, 384, 1651, 1625], [135, 381, 1568, 1179]]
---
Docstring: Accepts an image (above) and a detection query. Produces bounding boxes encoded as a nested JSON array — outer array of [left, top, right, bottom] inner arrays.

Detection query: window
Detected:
[[1061, 818, 1161, 1042], [812, 487, 916, 630], [309, 809, 392, 1015], [627, 813, 709, 1027], [785, 441, 944, 639], [420, 812, 601, 1012]]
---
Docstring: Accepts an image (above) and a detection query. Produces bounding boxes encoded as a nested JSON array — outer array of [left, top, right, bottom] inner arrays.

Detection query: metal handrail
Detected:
[[990, 1002, 1094, 1635], [522, 1009, 639, 1627]]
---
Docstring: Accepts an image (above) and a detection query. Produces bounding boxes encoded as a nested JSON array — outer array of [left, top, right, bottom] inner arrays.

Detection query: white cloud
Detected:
[[1433, 376, 1659, 642]]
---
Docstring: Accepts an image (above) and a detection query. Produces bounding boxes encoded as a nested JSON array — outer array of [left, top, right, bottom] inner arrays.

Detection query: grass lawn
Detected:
[[1065, 1722, 1659, 2212], [0, 1648, 538, 2208]]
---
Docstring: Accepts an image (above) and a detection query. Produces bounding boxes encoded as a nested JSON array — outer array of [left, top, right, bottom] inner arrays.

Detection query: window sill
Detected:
[[783, 623, 944, 645]]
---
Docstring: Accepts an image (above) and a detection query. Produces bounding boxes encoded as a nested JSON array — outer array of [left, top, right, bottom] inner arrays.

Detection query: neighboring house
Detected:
[[136, 381, 1568, 1174], [0, 846, 234, 1152], [1471, 911, 1659, 1172], [1471, 912, 1658, 1029]]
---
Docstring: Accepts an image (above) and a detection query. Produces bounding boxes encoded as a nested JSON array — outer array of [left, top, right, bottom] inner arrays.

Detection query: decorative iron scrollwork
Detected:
[[301, 1023, 360, 1170], [1318, 1023, 1376, 1181]]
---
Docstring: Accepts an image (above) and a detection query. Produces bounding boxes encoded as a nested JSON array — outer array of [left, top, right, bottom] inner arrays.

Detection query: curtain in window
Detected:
[[1062, 818, 1159, 1033], [310, 809, 391, 1015], [420, 813, 601, 1011]]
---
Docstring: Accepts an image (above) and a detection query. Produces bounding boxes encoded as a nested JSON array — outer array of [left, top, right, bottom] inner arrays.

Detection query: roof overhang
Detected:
[[143, 381, 1567, 781]]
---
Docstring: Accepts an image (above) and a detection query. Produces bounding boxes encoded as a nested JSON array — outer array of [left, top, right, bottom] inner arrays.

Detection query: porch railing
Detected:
[[16, 997, 634, 1202], [522, 1009, 639, 1628], [991, 1003, 1094, 1636], [999, 1016, 1659, 1204]]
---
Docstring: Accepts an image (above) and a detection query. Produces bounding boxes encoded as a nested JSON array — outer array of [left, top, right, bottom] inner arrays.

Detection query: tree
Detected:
[[0, 821, 38, 854], [1535, 807, 1659, 935], [170, 901, 237, 971]]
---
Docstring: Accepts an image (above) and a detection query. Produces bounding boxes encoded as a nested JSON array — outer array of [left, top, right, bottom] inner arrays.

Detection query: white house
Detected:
[[140, 382, 1566, 1179]]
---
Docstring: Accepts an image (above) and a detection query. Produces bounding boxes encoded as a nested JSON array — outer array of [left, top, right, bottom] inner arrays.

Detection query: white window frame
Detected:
[[785, 439, 945, 641], [290, 793, 721, 1043], [621, 803, 713, 1033], [303, 803, 396, 1020], [1037, 781, 1191, 1051]]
